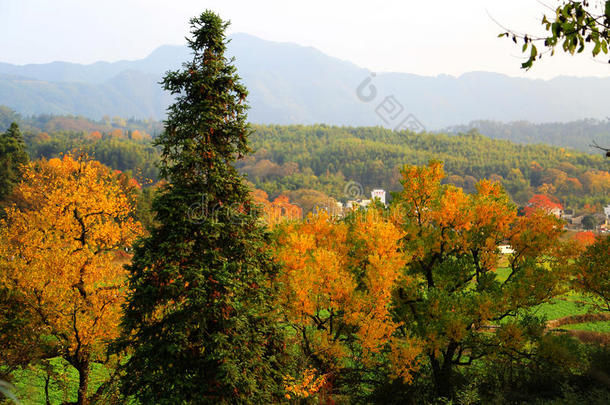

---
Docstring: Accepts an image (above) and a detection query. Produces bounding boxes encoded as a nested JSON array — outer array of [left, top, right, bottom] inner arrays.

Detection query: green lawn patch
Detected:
[[10, 358, 110, 405], [563, 321, 610, 333]]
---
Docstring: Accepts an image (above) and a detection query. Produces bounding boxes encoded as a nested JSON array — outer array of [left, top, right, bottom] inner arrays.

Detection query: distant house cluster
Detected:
[[524, 194, 610, 233], [338, 189, 387, 212], [563, 203, 610, 233]]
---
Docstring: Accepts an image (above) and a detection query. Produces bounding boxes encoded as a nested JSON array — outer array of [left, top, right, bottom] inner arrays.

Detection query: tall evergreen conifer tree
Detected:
[[119, 11, 284, 403], [0, 122, 28, 201]]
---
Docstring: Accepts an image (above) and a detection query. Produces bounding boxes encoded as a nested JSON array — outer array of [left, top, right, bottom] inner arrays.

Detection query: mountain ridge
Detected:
[[1, 33, 610, 130]]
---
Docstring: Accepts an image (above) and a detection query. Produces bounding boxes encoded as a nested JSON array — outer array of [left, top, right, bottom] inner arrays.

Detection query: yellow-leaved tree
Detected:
[[0, 155, 142, 405], [274, 209, 421, 400]]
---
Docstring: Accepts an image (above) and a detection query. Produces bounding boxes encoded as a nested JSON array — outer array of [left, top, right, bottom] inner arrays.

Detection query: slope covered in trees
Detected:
[[3, 114, 608, 211], [2, 7, 610, 404], [242, 125, 609, 209]]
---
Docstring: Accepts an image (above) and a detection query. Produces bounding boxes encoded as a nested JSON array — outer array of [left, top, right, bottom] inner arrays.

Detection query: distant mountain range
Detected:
[[2, 33, 610, 133]]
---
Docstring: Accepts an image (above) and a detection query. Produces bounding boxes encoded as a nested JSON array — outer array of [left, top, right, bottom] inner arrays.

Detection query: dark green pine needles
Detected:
[[0, 122, 28, 202], [118, 11, 285, 404]]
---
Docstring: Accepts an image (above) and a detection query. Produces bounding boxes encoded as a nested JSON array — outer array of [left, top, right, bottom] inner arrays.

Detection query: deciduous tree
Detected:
[[0, 155, 142, 405], [573, 235, 610, 311], [251, 189, 302, 226], [392, 161, 569, 398], [501, 1, 610, 70], [274, 209, 421, 399]]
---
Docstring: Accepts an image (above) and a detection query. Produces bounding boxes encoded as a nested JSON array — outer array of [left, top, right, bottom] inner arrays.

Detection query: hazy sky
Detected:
[[2, 0, 610, 79]]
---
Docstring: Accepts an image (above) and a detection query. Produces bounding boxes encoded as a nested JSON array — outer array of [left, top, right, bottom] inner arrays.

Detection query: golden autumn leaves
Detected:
[[274, 209, 420, 390], [0, 156, 142, 372]]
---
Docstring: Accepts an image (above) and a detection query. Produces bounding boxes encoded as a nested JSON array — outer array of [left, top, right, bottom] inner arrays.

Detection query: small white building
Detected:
[[604, 204, 610, 219], [346, 199, 372, 210], [371, 189, 387, 205], [498, 244, 515, 255]]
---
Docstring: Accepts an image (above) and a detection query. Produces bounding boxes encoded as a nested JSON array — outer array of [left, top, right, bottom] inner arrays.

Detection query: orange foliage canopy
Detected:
[[0, 156, 142, 373], [274, 209, 421, 389], [574, 231, 597, 247], [573, 235, 610, 312], [525, 194, 563, 216], [88, 130, 102, 141], [251, 189, 302, 226]]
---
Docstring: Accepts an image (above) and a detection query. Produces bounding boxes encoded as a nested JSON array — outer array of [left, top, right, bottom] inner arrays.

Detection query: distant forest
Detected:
[[2, 106, 608, 212]]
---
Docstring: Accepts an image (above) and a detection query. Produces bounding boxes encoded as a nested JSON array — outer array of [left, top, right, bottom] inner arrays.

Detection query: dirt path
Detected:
[[546, 312, 610, 344]]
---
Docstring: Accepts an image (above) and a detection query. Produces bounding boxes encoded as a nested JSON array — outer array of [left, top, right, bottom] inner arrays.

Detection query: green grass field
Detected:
[[533, 297, 593, 320], [494, 266, 610, 332], [9, 358, 111, 405], [563, 321, 610, 333]]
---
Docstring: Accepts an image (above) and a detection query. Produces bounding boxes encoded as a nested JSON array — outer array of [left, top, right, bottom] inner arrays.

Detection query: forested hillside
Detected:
[[3, 7, 610, 404], [6, 111, 608, 211]]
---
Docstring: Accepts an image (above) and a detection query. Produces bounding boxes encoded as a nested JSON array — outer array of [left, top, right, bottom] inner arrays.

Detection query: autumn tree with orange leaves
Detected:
[[251, 189, 302, 226], [391, 161, 569, 398], [573, 231, 597, 248], [0, 155, 142, 405], [274, 209, 421, 400]]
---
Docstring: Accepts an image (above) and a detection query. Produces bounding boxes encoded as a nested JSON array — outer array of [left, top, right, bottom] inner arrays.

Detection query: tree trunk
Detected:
[[76, 357, 90, 405], [430, 343, 457, 399], [44, 374, 51, 405]]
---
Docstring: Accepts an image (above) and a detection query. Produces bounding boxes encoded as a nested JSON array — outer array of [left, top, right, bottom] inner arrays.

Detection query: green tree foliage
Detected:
[[582, 214, 598, 229], [0, 107, 21, 131], [0, 287, 47, 381], [118, 11, 285, 404], [0, 123, 28, 201], [26, 130, 159, 182], [240, 125, 609, 209], [500, 1, 610, 69], [6, 118, 609, 213]]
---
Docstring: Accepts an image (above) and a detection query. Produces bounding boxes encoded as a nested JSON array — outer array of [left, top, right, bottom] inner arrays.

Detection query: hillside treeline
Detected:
[[4, 115, 608, 211]]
